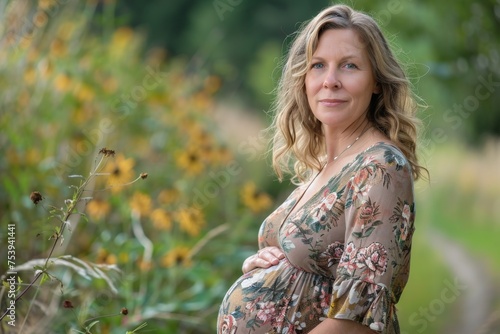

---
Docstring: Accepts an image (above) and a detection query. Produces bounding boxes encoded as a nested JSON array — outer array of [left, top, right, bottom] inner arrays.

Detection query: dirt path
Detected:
[[428, 229, 496, 334]]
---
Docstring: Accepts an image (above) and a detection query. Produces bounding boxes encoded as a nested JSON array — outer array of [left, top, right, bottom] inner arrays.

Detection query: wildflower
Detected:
[[240, 182, 272, 213], [213, 146, 233, 164], [129, 192, 152, 216], [86, 199, 110, 221], [54, 73, 72, 92], [151, 208, 172, 230], [38, 0, 56, 10], [104, 154, 135, 192], [50, 38, 67, 57], [33, 11, 48, 28], [175, 148, 204, 176], [161, 246, 192, 268], [74, 83, 95, 102], [158, 188, 180, 205], [24, 67, 36, 85], [63, 300, 74, 308], [110, 27, 134, 57], [96, 249, 117, 265], [138, 259, 152, 271], [175, 207, 205, 237], [30, 191, 43, 205]]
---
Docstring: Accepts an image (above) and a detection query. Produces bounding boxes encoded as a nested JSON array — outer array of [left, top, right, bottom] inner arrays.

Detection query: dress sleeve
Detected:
[[327, 150, 416, 333]]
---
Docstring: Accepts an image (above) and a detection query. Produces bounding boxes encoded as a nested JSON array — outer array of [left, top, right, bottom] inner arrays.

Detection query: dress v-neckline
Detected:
[[277, 141, 389, 233]]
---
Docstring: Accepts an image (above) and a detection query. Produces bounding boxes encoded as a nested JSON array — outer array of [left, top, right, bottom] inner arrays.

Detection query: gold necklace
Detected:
[[330, 125, 371, 163]]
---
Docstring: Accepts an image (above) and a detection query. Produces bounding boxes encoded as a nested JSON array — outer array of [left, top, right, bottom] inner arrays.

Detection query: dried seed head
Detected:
[[140, 172, 148, 180], [99, 147, 116, 157], [63, 300, 74, 308], [121, 307, 129, 315], [30, 191, 43, 205]]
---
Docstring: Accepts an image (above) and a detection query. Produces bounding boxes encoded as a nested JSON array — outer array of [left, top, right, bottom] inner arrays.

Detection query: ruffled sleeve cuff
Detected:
[[327, 277, 396, 333]]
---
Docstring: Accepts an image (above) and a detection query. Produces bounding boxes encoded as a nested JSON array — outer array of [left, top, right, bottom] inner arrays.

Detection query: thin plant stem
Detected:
[[0, 155, 105, 321]]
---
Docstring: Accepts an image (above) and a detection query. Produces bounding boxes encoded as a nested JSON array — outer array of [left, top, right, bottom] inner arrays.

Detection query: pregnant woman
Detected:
[[218, 4, 427, 334]]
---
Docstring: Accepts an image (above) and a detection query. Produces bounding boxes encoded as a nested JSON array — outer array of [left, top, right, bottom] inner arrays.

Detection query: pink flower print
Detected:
[[355, 242, 388, 282], [320, 191, 338, 211], [219, 314, 238, 334], [256, 301, 277, 324], [339, 242, 357, 275], [359, 200, 379, 224], [245, 296, 262, 313], [322, 241, 344, 268], [351, 168, 372, 203], [400, 204, 412, 241]]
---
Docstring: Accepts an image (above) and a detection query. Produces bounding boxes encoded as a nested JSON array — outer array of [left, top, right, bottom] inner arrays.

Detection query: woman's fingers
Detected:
[[242, 247, 285, 273], [258, 247, 285, 264]]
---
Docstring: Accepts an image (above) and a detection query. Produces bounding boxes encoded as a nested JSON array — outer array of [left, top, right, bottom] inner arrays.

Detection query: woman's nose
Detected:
[[323, 70, 341, 89]]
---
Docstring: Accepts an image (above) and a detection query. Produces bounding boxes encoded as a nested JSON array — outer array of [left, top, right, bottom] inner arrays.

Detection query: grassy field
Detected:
[[396, 140, 500, 333]]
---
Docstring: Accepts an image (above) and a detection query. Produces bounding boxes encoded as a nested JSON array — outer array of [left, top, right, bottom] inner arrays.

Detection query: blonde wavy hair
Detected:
[[269, 4, 427, 183]]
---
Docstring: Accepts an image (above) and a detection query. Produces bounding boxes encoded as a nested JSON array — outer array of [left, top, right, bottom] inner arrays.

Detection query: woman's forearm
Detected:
[[308, 318, 377, 334]]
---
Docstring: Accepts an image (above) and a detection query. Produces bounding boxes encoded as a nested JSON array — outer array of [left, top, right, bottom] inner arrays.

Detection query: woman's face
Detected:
[[305, 28, 379, 131]]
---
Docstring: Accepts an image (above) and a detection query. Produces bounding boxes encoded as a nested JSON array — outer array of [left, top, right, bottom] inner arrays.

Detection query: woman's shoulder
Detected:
[[362, 141, 408, 165], [360, 141, 412, 174]]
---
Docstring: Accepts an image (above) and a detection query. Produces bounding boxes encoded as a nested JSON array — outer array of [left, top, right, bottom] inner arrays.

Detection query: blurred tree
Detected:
[[115, 0, 500, 141]]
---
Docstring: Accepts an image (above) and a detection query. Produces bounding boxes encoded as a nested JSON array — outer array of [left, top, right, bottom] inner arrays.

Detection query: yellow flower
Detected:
[[211, 146, 233, 165], [50, 38, 67, 57], [151, 208, 172, 230], [86, 199, 110, 221], [96, 248, 117, 265], [104, 154, 135, 193], [241, 182, 273, 213], [110, 27, 134, 57], [161, 246, 192, 268], [118, 252, 129, 263], [54, 73, 72, 92], [158, 188, 180, 205], [74, 83, 95, 102], [33, 10, 48, 28], [130, 192, 152, 216], [24, 67, 36, 85], [138, 259, 152, 272], [175, 148, 204, 176], [57, 21, 77, 41], [38, 0, 56, 10], [175, 207, 205, 237]]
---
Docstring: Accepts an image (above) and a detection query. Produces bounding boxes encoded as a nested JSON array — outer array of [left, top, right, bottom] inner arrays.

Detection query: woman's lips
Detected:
[[319, 99, 347, 107]]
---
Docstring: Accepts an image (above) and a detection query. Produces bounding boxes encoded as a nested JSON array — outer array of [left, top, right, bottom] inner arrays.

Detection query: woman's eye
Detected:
[[344, 63, 358, 69], [311, 63, 324, 69]]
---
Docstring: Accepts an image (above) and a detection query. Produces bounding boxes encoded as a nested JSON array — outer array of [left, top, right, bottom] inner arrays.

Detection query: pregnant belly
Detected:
[[217, 259, 332, 334]]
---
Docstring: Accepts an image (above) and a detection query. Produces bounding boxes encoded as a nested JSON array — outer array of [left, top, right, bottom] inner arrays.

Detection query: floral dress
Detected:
[[217, 142, 415, 334]]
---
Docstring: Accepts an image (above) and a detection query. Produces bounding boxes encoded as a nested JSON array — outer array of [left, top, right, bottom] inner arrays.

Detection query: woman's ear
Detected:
[[373, 82, 381, 94]]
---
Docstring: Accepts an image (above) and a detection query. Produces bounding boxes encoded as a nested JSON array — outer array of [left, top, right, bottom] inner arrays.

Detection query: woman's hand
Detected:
[[242, 246, 285, 274]]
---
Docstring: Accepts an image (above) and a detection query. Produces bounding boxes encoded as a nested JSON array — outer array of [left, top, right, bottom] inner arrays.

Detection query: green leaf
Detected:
[[363, 226, 376, 237], [40, 272, 51, 286]]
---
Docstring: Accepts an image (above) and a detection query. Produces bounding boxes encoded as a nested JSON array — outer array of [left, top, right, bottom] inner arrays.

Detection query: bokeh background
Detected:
[[0, 0, 499, 333]]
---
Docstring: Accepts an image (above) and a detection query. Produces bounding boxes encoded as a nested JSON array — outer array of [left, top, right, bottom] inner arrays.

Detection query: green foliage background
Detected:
[[0, 0, 499, 333]]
